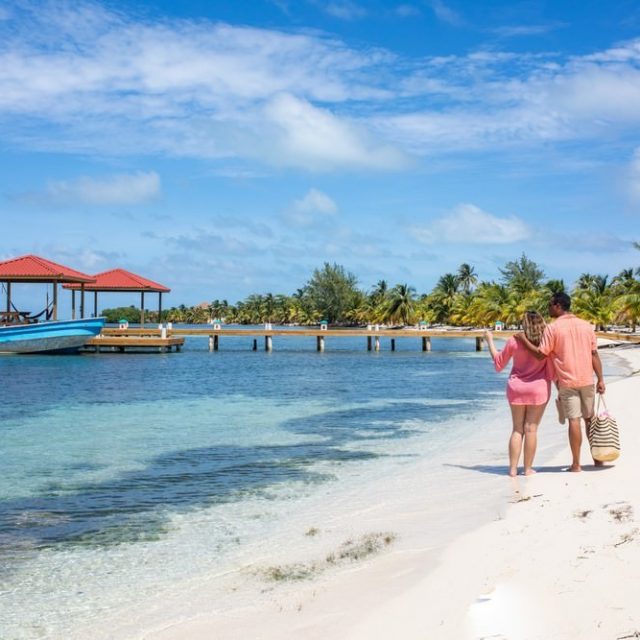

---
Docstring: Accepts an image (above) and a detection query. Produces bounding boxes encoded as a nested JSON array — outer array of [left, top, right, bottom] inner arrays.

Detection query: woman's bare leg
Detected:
[[522, 404, 546, 475], [509, 405, 526, 477]]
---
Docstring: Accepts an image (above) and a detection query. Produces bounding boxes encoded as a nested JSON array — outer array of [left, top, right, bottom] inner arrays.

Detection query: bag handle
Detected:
[[596, 392, 608, 414]]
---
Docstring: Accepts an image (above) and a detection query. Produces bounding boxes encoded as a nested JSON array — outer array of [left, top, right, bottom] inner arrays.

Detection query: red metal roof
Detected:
[[0, 254, 96, 283], [63, 268, 170, 292]]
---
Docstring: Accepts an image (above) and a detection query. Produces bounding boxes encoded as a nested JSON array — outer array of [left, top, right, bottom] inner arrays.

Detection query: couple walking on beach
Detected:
[[484, 292, 606, 476]]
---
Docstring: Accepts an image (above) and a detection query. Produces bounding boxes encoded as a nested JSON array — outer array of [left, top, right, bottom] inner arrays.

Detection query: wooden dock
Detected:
[[99, 326, 503, 352], [92, 326, 640, 354], [84, 335, 184, 353]]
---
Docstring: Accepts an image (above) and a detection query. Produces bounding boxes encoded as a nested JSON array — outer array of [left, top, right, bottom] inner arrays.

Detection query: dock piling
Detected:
[[317, 335, 325, 352]]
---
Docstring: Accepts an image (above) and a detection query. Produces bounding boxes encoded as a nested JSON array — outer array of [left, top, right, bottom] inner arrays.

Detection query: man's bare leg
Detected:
[[568, 417, 582, 471]]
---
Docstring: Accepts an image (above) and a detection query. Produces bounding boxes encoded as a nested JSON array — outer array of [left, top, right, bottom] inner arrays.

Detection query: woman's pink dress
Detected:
[[493, 336, 554, 405]]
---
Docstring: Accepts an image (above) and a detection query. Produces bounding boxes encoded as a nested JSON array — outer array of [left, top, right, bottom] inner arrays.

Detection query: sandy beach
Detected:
[[141, 345, 640, 640]]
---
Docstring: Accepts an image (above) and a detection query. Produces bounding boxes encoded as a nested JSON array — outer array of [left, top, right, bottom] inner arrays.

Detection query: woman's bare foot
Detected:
[[523, 468, 537, 476], [569, 464, 581, 472], [508, 468, 518, 477]]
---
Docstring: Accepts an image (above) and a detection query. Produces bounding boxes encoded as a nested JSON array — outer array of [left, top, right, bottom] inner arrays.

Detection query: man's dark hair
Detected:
[[550, 291, 571, 311]]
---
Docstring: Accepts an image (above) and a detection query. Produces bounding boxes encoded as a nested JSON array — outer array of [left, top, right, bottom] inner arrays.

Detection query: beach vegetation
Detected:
[[122, 251, 640, 331], [258, 531, 396, 583], [261, 562, 320, 582], [326, 532, 396, 564]]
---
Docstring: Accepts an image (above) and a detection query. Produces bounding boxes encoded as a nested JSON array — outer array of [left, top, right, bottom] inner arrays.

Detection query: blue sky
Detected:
[[2, 0, 640, 310]]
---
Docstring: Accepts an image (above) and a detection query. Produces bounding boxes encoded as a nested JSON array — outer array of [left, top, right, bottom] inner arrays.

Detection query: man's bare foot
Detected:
[[523, 468, 537, 476], [569, 464, 581, 472], [508, 468, 518, 477]]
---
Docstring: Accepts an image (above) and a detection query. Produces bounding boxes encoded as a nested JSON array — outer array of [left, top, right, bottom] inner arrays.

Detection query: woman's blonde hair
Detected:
[[522, 311, 546, 347]]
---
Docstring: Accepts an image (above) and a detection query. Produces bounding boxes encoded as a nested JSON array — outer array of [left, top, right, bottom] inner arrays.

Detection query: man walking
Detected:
[[517, 292, 605, 472]]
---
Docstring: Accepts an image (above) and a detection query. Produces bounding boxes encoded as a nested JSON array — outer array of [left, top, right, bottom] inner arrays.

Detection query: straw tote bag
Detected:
[[587, 394, 620, 462]]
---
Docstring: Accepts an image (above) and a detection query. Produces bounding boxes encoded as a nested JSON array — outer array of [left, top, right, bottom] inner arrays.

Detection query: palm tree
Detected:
[[544, 279, 566, 294], [382, 284, 416, 325], [429, 274, 460, 324], [500, 253, 545, 295], [572, 275, 613, 330], [457, 263, 478, 294], [616, 288, 640, 331]]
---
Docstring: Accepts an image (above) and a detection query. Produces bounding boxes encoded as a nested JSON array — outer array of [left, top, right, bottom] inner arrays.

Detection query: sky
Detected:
[[1, 0, 640, 310]]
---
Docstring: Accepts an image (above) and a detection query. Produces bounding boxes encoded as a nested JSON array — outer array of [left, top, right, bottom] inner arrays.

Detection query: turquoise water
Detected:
[[0, 333, 499, 552], [0, 332, 623, 638]]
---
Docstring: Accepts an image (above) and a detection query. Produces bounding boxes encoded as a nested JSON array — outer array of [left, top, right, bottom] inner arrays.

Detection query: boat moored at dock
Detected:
[[0, 317, 105, 353]]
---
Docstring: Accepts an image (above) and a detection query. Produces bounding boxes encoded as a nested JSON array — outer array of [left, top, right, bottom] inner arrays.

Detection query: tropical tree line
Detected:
[[102, 254, 640, 330]]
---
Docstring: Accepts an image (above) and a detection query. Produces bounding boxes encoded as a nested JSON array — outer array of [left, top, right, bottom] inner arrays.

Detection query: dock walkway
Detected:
[[94, 326, 640, 353]]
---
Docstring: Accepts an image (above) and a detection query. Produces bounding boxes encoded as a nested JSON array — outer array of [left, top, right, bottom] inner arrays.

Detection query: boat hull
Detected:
[[0, 318, 105, 354]]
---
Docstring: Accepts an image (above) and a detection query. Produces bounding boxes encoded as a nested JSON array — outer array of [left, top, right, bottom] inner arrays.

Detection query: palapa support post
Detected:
[[422, 336, 431, 352], [5, 282, 10, 314], [476, 336, 483, 351], [52, 282, 58, 321], [140, 291, 145, 327], [158, 292, 163, 325], [94, 291, 98, 318], [80, 284, 85, 319], [317, 335, 325, 352], [391, 338, 396, 352], [71, 289, 76, 320]]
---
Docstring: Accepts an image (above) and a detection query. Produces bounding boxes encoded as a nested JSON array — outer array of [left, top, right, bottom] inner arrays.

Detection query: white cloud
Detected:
[[262, 93, 406, 170], [396, 5, 420, 18], [427, 0, 464, 27], [411, 203, 531, 244], [284, 188, 338, 226], [321, 1, 367, 20], [1, 1, 640, 166], [628, 148, 640, 203], [36, 171, 160, 206], [492, 23, 564, 38]]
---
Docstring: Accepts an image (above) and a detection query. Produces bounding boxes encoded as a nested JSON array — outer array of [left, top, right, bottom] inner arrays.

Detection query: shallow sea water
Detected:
[[0, 331, 628, 639]]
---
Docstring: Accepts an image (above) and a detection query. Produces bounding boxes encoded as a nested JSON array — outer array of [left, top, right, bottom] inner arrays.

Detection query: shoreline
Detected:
[[346, 345, 640, 639], [133, 349, 637, 640]]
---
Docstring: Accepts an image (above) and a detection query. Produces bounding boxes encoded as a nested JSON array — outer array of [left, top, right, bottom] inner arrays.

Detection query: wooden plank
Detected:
[[86, 336, 184, 347]]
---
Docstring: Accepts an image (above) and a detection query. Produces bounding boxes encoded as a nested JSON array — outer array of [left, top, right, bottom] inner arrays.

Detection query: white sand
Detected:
[[144, 347, 640, 640]]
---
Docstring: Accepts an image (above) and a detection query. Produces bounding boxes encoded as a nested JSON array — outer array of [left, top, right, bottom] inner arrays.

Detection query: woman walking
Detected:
[[484, 312, 554, 477]]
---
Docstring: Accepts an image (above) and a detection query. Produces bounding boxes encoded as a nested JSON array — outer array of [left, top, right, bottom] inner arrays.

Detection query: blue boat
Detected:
[[0, 318, 105, 354]]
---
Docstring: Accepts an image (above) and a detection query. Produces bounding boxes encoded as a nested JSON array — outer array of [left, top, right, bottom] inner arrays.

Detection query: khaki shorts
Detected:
[[558, 385, 595, 420]]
